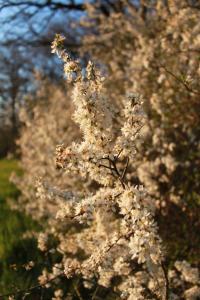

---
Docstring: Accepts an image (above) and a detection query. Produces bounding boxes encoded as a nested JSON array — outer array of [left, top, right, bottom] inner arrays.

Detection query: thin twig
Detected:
[[161, 262, 169, 300], [73, 281, 84, 300], [91, 286, 100, 300], [160, 65, 200, 96], [121, 157, 129, 181], [0, 273, 64, 299], [114, 148, 123, 161]]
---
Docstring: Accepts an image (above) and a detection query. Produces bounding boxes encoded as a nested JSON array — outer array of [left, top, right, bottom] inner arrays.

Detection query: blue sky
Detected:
[[0, 0, 85, 43]]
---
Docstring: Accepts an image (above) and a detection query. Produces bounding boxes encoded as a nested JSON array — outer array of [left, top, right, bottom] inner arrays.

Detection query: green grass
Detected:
[[0, 159, 43, 298], [0, 159, 21, 199]]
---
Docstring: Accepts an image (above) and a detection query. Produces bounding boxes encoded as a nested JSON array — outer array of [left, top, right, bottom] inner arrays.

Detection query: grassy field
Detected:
[[0, 159, 42, 297], [0, 159, 21, 199]]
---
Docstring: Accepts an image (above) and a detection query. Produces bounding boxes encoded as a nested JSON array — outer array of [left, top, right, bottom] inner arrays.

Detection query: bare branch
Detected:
[[0, 273, 65, 299], [0, 0, 85, 13], [160, 65, 200, 96]]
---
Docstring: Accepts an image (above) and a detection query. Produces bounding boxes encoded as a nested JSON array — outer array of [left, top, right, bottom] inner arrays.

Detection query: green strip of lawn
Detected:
[[0, 159, 21, 199], [0, 159, 43, 297]]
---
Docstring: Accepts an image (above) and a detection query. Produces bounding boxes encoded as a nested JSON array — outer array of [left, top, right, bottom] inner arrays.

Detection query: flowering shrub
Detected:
[[130, 1, 200, 207], [11, 77, 80, 220], [81, 0, 200, 207], [7, 1, 200, 299], [37, 34, 166, 300]]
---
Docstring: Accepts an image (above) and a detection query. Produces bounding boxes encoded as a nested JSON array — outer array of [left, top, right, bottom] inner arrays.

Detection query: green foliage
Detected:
[[0, 159, 43, 297], [0, 159, 21, 199]]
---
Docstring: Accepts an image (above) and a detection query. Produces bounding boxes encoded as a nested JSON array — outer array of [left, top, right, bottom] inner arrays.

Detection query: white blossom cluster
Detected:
[[129, 1, 200, 206], [168, 261, 200, 300], [81, 0, 200, 207], [10, 77, 82, 221], [47, 34, 166, 299]]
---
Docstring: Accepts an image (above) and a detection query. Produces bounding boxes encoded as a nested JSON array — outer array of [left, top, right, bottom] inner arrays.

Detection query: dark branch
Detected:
[[0, 0, 85, 12], [0, 273, 65, 299]]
